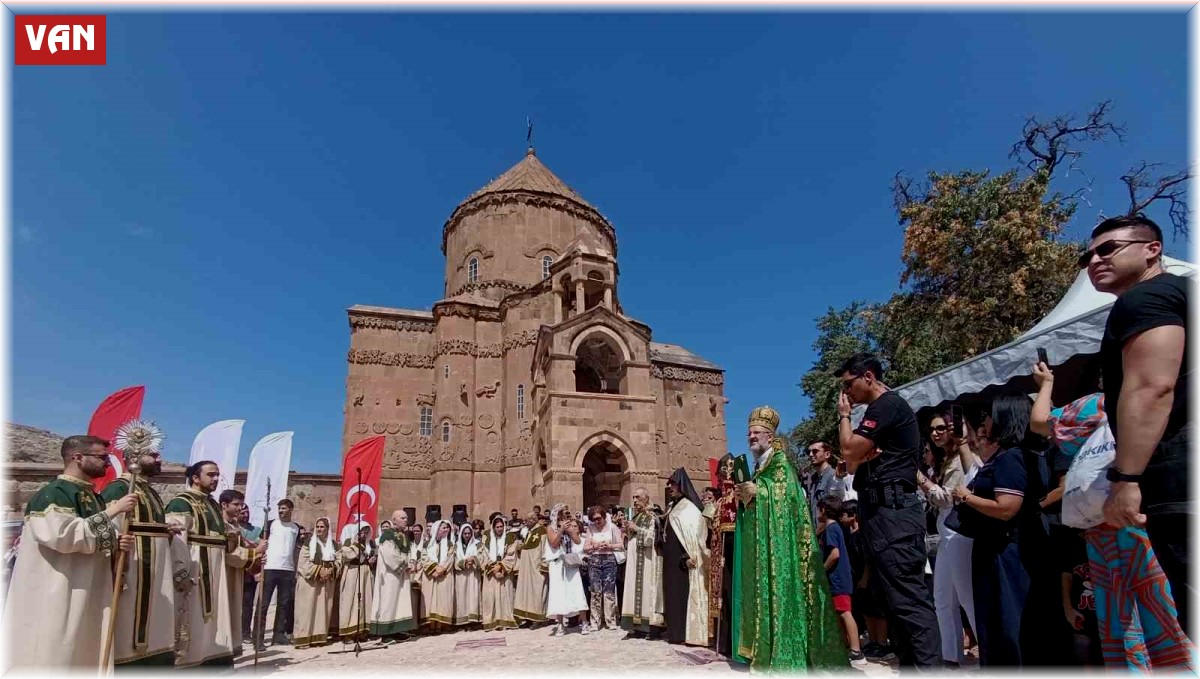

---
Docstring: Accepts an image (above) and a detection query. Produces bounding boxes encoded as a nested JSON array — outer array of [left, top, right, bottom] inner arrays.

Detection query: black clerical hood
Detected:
[[669, 467, 703, 510]]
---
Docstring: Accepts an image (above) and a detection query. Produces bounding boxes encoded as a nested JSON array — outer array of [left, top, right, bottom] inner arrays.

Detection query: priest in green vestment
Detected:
[[733, 406, 848, 671]]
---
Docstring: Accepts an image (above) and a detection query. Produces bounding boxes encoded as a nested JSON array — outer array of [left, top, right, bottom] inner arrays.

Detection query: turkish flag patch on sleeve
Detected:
[[861, 419, 877, 430]]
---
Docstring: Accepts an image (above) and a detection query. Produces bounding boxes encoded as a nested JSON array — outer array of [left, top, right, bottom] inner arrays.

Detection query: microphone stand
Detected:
[[330, 467, 382, 656]]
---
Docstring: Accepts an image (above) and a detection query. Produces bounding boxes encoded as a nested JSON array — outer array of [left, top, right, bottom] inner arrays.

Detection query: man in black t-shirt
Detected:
[[1085, 214, 1192, 634], [836, 353, 941, 669]]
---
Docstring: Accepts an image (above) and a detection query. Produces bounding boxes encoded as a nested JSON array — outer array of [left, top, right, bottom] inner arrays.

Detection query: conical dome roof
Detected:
[[460, 147, 597, 210], [442, 147, 615, 256]]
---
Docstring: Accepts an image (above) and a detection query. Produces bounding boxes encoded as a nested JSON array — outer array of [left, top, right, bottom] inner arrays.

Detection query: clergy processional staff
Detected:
[[733, 406, 848, 671], [1, 435, 137, 674], [100, 424, 191, 668]]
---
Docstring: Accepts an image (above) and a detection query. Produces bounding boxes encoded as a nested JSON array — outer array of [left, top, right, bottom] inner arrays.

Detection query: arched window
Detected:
[[468, 258, 479, 283], [419, 407, 433, 437], [517, 384, 526, 420], [442, 421, 451, 443], [444, 365, 450, 379], [542, 255, 553, 280]]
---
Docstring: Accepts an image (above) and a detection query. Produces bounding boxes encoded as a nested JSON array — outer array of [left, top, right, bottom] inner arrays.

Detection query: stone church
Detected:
[[343, 147, 727, 519]]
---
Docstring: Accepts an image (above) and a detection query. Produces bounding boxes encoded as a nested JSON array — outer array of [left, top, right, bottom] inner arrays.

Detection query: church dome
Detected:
[[441, 148, 615, 257]]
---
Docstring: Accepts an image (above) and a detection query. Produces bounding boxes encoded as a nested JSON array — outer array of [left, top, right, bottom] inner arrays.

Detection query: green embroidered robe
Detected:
[[735, 451, 849, 671], [165, 490, 249, 668], [101, 475, 188, 666], [0, 475, 120, 674]]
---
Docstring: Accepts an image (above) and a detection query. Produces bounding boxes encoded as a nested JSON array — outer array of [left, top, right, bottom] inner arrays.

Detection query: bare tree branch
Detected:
[[1009, 100, 1126, 177], [892, 172, 915, 216], [1121, 161, 1193, 239]]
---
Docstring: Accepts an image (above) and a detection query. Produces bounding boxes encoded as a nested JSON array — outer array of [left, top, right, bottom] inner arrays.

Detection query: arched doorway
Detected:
[[580, 440, 629, 512]]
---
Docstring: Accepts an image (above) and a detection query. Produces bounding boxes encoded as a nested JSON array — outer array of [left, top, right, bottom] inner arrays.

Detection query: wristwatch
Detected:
[[839, 415, 851, 422], [1105, 467, 1142, 483]]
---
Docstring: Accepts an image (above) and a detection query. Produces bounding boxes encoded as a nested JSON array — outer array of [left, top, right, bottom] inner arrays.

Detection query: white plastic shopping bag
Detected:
[[1061, 423, 1116, 529]]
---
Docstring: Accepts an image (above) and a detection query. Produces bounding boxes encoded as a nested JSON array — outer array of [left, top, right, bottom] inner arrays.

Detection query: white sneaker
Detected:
[[552, 623, 564, 637], [581, 624, 591, 635]]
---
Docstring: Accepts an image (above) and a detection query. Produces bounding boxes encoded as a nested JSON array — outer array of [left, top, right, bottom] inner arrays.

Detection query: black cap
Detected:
[[451, 504, 468, 525], [425, 504, 442, 523]]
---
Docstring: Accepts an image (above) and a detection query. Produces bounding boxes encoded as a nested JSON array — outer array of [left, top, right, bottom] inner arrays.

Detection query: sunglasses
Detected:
[[807, 448, 823, 455], [840, 374, 865, 392], [1077, 239, 1155, 269], [930, 425, 950, 434]]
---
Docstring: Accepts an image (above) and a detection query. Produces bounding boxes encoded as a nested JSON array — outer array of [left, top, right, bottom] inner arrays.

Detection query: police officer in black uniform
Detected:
[[836, 353, 941, 669]]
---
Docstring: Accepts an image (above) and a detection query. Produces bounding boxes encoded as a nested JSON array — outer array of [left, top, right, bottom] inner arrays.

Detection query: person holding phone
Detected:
[[916, 408, 980, 667]]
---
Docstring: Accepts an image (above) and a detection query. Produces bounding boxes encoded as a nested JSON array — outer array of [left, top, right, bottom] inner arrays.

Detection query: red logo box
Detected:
[[15, 15, 106, 66]]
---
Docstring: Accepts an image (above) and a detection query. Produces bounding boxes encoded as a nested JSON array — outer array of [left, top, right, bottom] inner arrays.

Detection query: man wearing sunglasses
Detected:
[[1, 435, 136, 673], [836, 353, 940, 669], [1085, 214, 1192, 635]]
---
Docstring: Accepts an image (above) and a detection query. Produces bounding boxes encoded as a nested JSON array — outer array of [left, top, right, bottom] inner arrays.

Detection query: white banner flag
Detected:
[[188, 420, 245, 498], [244, 431, 293, 525]]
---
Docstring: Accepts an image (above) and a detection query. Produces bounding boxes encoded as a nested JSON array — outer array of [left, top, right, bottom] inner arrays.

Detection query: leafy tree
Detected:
[[790, 102, 1162, 452]]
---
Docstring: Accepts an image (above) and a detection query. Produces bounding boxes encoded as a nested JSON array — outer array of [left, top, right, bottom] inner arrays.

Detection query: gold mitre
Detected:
[[748, 406, 780, 433]]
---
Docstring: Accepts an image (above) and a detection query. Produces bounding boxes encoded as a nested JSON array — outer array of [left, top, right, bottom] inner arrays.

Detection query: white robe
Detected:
[[667, 499, 710, 647], [544, 538, 587, 618]]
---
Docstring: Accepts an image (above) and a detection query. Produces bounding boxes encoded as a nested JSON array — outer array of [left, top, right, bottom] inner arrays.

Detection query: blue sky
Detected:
[[12, 11, 1188, 473]]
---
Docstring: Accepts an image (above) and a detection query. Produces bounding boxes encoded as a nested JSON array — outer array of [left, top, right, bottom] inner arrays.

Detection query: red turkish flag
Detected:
[[336, 436, 385, 543], [87, 386, 145, 492], [709, 458, 720, 489]]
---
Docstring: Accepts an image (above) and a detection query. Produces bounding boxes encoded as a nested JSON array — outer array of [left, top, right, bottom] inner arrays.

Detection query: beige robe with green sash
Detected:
[[165, 489, 251, 668], [1, 475, 121, 674], [480, 530, 519, 630], [294, 544, 338, 648], [452, 540, 482, 626], [513, 526, 549, 623], [369, 531, 416, 636], [336, 540, 375, 638]]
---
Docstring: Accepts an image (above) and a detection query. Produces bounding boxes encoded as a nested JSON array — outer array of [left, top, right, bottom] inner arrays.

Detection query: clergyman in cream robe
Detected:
[[620, 491, 665, 636], [665, 469, 711, 647], [336, 528, 376, 640], [480, 516, 519, 631], [370, 522, 416, 638], [165, 480, 251, 668], [295, 518, 338, 648], [102, 470, 189, 667], [1, 470, 126, 674], [513, 515, 549, 626], [452, 524, 482, 626], [423, 520, 456, 626]]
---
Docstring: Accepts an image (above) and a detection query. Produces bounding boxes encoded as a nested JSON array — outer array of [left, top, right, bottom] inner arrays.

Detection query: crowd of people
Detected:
[[0, 214, 1193, 674], [792, 215, 1194, 671]]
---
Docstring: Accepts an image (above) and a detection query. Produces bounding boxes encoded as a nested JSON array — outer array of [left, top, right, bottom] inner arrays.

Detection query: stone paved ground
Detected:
[[234, 625, 905, 676]]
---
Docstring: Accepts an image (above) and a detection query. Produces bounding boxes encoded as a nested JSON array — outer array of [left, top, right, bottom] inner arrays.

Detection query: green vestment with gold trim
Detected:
[[734, 450, 848, 671]]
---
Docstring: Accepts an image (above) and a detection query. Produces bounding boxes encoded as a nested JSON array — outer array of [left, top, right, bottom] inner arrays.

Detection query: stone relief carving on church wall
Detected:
[[349, 316, 436, 333], [651, 364, 724, 386]]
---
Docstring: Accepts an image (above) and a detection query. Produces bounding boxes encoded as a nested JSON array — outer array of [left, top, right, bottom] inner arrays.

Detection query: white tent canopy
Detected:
[[892, 256, 1197, 413]]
